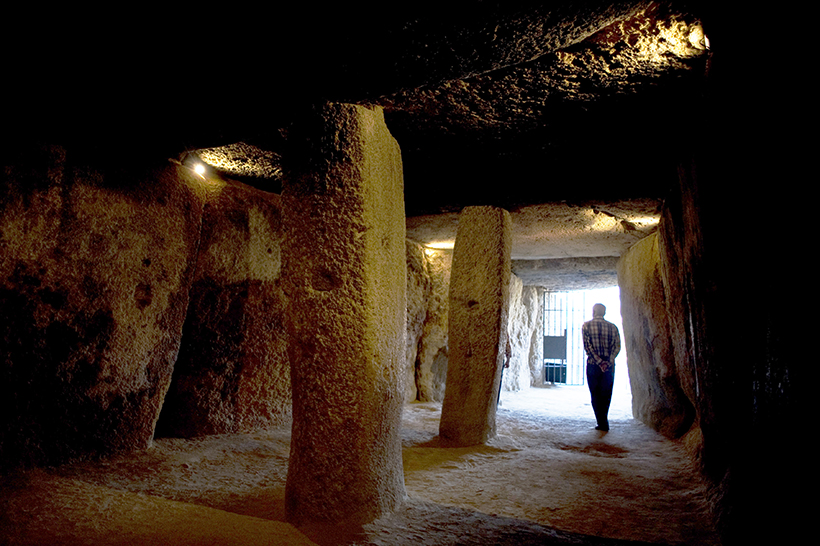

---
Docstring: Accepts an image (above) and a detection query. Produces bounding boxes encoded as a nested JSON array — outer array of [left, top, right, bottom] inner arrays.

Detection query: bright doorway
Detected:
[[542, 286, 631, 414]]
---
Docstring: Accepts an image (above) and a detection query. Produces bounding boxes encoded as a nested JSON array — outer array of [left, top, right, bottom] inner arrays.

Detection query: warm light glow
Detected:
[[688, 25, 709, 50], [631, 216, 660, 227], [634, 20, 710, 63], [181, 157, 226, 194], [425, 241, 455, 251]]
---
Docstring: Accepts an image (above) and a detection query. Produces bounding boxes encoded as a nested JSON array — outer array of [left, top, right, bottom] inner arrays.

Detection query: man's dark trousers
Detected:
[[586, 364, 615, 430]]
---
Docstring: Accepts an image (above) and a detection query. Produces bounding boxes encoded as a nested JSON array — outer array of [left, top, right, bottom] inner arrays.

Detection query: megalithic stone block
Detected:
[[281, 103, 407, 526], [440, 206, 512, 446], [617, 232, 694, 438], [155, 181, 290, 438], [0, 145, 205, 469]]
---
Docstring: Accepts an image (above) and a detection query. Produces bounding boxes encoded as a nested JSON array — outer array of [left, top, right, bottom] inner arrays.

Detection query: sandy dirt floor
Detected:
[[1, 382, 719, 546]]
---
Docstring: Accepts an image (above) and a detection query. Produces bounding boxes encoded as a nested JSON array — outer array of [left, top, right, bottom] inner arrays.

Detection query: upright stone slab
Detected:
[[0, 144, 204, 468], [281, 103, 406, 526], [617, 233, 694, 438], [439, 206, 511, 446], [405, 239, 432, 402], [414, 247, 452, 403], [155, 181, 290, 438]]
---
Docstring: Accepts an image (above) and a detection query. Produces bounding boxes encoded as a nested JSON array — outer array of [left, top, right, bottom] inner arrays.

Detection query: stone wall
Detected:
[[617, 148, 799, 542], [405, 239, 433, 402], [155, 180, 290, 438], [617, 232, 694, 438], [408, 246, 451, 402], [503, 277, 541, 392], [0, 145, 205, 468], [1, 145, 546, 472]]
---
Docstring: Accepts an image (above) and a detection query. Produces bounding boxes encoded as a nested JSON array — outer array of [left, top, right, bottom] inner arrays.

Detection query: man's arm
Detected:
[[582, 323, 603, 366]]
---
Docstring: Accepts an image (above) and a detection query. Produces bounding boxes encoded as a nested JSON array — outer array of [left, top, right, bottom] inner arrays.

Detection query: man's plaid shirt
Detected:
[[582, 317, 621, 366]]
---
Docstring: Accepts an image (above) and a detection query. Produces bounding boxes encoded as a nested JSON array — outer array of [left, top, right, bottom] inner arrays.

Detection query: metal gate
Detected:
[[543, 291, 591, 385]]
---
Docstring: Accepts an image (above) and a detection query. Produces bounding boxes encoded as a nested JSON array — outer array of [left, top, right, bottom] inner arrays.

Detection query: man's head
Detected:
[[592, 303, 606, 318]]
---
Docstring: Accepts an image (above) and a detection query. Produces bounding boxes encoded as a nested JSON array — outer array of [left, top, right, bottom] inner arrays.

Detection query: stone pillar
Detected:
[[439, 206, 511, 446], [281, 103, 406, 526]]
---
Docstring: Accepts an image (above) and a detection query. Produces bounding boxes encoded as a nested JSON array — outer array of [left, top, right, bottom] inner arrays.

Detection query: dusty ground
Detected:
[[1, 383, 718, 546]]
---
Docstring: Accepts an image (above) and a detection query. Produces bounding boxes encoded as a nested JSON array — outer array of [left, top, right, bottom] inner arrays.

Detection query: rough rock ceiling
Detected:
[[7, 1, 709, 288], [406, 198, 662, 259], [188, 3, 708, 287]]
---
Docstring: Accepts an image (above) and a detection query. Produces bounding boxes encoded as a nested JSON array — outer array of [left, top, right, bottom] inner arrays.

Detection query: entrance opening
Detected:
[[536, 285, 632, 420]]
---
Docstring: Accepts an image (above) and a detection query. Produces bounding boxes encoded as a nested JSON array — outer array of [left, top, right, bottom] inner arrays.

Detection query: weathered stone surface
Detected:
[[406, 199, 661, 261], [0, 145, 204, 468], [281, 103, 406, 526], [440, 206, 511, 446], [8, 2, 651, 151], [404, 239, 433, 402], [527, 286, 546, 387], [413, 248, 452, 403], [512, 257, 619, 290], [502, 275, 539, 392], [617, 232, 693, 438], [155, 180, 290, 438], [381, 4, 708, 147]]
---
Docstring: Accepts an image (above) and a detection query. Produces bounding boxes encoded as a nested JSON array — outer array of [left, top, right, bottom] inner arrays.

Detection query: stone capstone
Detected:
[[512, 257, 620, 290]]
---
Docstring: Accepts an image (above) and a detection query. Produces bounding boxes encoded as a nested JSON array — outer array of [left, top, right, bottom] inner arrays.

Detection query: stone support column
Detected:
[[439, 206, 511, 446], [281, 103, 406, 526]]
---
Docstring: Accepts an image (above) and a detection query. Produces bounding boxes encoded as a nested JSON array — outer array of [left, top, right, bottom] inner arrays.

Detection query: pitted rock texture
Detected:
[[0, 145, 205, 468], [382, 3, 708, 216], [412, 248, 452, 403], [156, 180, 290, 438], [617, 233, 694, 438], [8, 2, 652, 151], [503, 278, 542, 393], [440, 206, 512, 447], [281, 103, 406, 526], [380, 3, 708, 142], [405, 239, 433, 403]]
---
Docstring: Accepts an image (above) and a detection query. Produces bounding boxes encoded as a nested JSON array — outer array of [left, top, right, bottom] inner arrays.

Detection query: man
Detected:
[[582, 303, 621, 432]]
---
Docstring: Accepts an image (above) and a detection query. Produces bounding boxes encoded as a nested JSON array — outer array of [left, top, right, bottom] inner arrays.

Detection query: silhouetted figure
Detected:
[[582, 303, 621, 431]]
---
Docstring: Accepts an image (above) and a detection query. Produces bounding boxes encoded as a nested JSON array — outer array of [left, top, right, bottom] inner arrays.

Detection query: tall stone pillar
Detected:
[[439, 206, 511, 446], [281, 103, 407, 526]]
